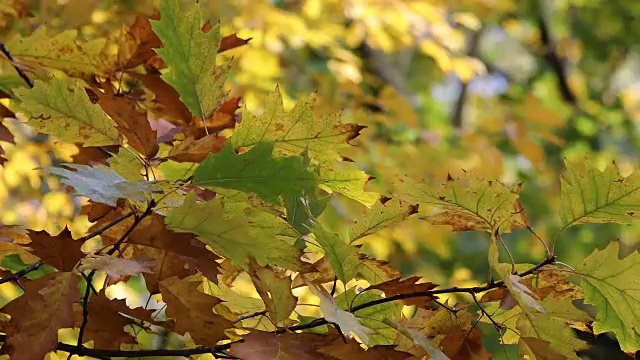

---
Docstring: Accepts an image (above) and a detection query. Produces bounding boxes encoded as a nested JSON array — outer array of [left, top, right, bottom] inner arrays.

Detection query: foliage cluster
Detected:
[[0, 0, 639, 360]]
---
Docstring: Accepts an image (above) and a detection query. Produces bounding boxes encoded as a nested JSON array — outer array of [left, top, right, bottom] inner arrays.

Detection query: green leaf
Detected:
[[515, 297, 590, 360], [349, 198, 418, 243], [48, 164, 156, 206], [15, 78, 119, 146], [398, 173, 528, 233], [192, 142, 318, 205], [165, 191, 303, 270], [335, 288, 401, 346], [6, 27, 111, 76], [317, 162, 378, 207], [560, 157, 640, 230], [231, 87, 363, 159], [577, 241, 640, 352], [108, 150, 143, 181], [284, 190, 330, 235], [312, 224, 361, 283], [151, 0, 228, 120]]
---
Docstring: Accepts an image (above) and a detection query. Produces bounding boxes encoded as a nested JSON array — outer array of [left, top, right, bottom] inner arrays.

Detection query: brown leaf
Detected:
[[219, 33, 251, 53], [78, 254, 154, 281], [27, 228, 84, 272], [94, 210, 220, 292], [71, 144, 119, 166], [368, 277, 438, 308], [167, 135, 227, 163], [230, 331, 339, 360], [441, 326, 492, 360], [73, 294, 135, 348], [118, 15, 163, 69], [185, 97, 240, 139], [422, 210, 490, 232], [94, 85, 159, 158], [159, 276, 233, 345], [519, 337, 566, 360], [318, 338, 414, 360], [248, 259, 297, 323], [1, 272, 80, 359], [129, 71, 192, 123]]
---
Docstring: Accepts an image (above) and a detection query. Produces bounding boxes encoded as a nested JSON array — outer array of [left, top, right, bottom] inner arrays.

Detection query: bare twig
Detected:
[[232, 310, 267, 324], [0, 262, 43, 285], [75, 211, 135, 243], [0, 42, 34, 88]]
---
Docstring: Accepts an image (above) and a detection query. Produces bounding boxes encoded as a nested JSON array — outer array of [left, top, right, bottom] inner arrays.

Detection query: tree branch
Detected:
[[0, 261, 43, 285], [57, 342, 238, 358], [0, 42, 34, 88], [76, 210, 135, 243]]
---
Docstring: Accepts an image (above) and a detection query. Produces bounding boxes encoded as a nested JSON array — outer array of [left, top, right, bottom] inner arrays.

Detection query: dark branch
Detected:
[[57, 342, 237, 358], [0, 262, 43, 285], [232, 310, 267, 324], [76, 210, 135, 243], [0, 41, 34, 88]]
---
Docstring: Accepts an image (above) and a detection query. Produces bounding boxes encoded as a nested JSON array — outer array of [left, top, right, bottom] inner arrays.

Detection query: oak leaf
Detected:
[[368, 276, 438, 308], [1, 272, 80, 359], [159, 276, 234, 345], [167, 134, 227, 163], [78, 254, 154, 281], [27, 228, 84, 272], [248, 259, 297, 324], [230, 330, 338, 360]]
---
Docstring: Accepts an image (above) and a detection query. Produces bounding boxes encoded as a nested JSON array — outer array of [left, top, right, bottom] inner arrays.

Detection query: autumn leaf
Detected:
[[336, 288, 401, 346], [27, 228, 84, 272], [159, 276, 234, 345], [577, 241, 640, 352], [560, 157, 640, 230], [78, 254, 154, 281], [350, 197, 419, 242], [219, 33, 251, 53], [15, 78, 120, 146], [1, 272, 80, 359], [165, 191, 303, 270], [306, 280, 373, 344], [6, 26, 112, 76], [48, 163, 158, 206], [167, 135, 227, 163], [128, 71, 192, 123], [185, 97, 240, 139], [192, 142, 318, 205], [93, 85, 159, 158], [367, 276, 438, 308], [248, 259, 297, 323], [93, 209, 221, 292], [312, 224, 361, 283], [399, 172, 528, 233], [284, 190, 331, 236], [151, 0, 229, 120], [116, 15, 163, 69], [231, 87, 363, 160]]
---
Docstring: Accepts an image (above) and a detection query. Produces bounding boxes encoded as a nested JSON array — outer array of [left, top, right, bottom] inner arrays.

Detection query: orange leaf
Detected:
[[167, 135, 228, 163]]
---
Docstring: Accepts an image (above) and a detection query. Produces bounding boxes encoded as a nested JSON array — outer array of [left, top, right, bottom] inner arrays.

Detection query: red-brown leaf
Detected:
[[27, 228, 85, 272]]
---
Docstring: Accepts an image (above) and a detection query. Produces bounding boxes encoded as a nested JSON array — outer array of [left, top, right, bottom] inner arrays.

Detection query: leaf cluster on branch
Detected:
[[0, 1, 638, 359]]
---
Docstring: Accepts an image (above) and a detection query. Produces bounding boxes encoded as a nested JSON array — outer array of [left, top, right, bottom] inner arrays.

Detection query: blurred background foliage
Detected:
[[2, 0, 640, 357]]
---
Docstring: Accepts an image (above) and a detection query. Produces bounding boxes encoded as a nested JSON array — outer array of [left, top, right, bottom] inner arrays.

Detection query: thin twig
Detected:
[[526, 226, 553, 259], [57, 342, 239, 358], [471, 292, 503, 333], [0, 262, 43, 285], [0, 41, 34, 88], [76, 200, 156, 348], [76, 211, 135, 243], [232, 310, 267, 324]]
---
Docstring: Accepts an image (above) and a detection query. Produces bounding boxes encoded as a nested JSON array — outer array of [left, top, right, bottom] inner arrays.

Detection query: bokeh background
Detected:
[[2, 0, 640, 358]]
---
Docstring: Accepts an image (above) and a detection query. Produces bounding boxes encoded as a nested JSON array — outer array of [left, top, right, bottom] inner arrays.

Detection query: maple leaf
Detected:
[[151, 0, 229, 120], [1, 272, 80, 359], [399, 172, 529, 233], [78, 254, 154, 281], [248, 259, 297, 323], [350, 198, 419, 242], [15, 78, 120, 146], [306, 281, 373, 344], [48, 163, 157, 206], [27, 228, 84, 272], [577, 241, 640, 352], [159, 276, 234, 345], [560, 157, 640, 230], [72, 293, 150, 348], [93, 85, 159, 158], [91, 209, 221, 292], [312, 224, 361, 283], [192, 142, 318, 205], [5, 26, 112, 76], [116, 15, 163, 69], [165, 191, 303, 270]]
